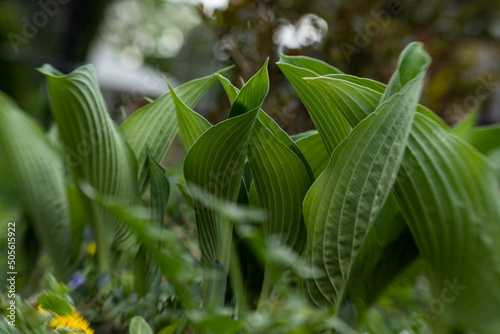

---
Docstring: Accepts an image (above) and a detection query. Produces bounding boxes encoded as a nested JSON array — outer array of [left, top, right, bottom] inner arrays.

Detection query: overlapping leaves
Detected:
[[283, 43, 500, 332]]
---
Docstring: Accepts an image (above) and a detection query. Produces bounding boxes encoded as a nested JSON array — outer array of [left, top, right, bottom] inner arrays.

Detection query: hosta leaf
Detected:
[[277, 56, 351, 154], [279, 55, 343, 76], [121, 67, 230, 192], [218, 73, 314, 180], [248, 119, 311, 253], [278, 53, 447, 156], [228, 59, 269, 118], [184, 62, 268, 271], [147, 152, 170, 225], [452, 109, 478, 141], [469, 125, 500, 182], [0, 92, 76, 281], [134, 153, 169, 297], [395, 115, 500, 332], [302, 59, 424, 309], [468, 124, 500, 168], [39, 64, 140, 270], [168, 81, 211, 151], [291, 129, 318, 142], [306, 44, 500, 331], [217, 74, 239, 104], [295, 131, 329, 178], [345, 194, 418, 309]]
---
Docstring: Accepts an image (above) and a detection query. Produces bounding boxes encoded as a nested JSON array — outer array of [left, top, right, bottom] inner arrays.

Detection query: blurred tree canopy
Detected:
[[1, 0, 500, 132], [200, 0, 500, 131]]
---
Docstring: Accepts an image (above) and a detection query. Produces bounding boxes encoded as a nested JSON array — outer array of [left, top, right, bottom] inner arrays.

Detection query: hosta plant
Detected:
[[1, 42, 500, 333]]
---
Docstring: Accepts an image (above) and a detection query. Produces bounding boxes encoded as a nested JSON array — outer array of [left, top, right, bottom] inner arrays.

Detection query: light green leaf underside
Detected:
[[122, 68, 230, 192], [0, 92, 75, 280], [40, 64, 140, 268], [303, 72, 422, 309]]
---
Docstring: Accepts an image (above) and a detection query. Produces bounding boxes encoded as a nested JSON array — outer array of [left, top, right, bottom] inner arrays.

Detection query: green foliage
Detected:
[[129, 316, 153, 334], [1, 42, 500, 333]]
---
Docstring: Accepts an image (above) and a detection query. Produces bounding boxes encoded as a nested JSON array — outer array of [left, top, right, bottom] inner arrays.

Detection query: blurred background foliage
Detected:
[[2, 0, 500, 131]]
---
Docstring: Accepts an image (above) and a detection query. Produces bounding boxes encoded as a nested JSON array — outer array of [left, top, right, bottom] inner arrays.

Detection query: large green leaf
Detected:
[[0, 92, 76, 281], [344, 194, 418, 309], [248, 118, 312, 303], [277, 56, 351, 154], [218, 73, 314, 181], [121, 68, 230, 192], [184, 62, 269, 273], [302, 51, 425, 310], [39, 64, 140, 270], [218, 69, 313, 255], [248, 119, 311, 254], [304, 44, 500, 332]]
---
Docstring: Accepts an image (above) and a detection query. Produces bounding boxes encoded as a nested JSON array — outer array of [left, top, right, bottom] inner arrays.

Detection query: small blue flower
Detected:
[[68, 272, 85, 290]]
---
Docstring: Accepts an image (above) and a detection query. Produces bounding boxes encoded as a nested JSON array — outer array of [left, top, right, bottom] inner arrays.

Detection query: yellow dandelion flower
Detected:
[[38, 305, 51, 317], [39, 306, 94, 334], [86, 242, 97, 257]]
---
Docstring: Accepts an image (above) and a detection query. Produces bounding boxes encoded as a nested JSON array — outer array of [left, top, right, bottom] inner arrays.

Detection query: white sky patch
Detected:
[[274, 14, 328, 53], [198, 0, 229, 16]]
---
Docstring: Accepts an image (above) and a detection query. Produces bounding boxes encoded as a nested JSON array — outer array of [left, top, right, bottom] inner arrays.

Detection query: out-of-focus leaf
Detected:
[[39, 64, 140, 270], [452, 109, 479, 140], [0, 92, 76, 281], [158, 322, 180, 334], [38, 293, 72, 316], [129, 316, 153, 334]]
